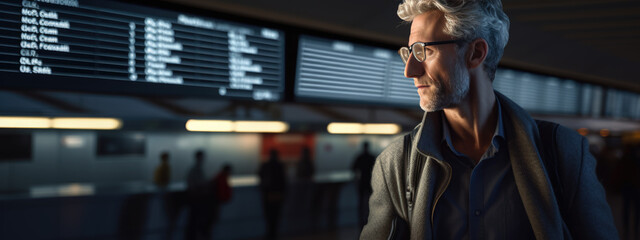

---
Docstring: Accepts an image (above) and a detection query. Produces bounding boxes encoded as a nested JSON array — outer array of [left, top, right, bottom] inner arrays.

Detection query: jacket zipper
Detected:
[[430, 159, 452, 228], [388, 215, 398, 240]]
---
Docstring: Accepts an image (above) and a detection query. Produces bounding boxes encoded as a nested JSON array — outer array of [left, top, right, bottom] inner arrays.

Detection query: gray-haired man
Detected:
[[360, 0, 618, 239]]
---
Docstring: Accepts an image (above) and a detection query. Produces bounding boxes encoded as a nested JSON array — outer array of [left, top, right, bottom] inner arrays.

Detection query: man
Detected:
[[259, 149, 287, 240], [153, 151, 171, 188], [185, 150, 207, 240], [186, 150, 206, 193], [204, 164, 233, 239], [360, 0, 618, 239]]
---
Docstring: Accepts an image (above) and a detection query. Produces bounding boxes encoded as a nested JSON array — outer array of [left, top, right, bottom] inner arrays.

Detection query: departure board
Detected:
[[0, 0, 285, 101], [494, 68, 581, 115], [605, 88, 640, 120], [295, 35, 418, 107]]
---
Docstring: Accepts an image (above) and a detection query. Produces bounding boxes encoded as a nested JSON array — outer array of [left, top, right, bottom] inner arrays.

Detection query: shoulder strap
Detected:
[[390, 131, 414, 240], [403, 128, 419, 206], [535, 120, 565, 213], [403, 133, 413, 174]]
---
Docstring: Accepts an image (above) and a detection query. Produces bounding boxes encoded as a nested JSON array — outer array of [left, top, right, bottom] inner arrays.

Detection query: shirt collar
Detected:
[[441, 97, 505, 157]]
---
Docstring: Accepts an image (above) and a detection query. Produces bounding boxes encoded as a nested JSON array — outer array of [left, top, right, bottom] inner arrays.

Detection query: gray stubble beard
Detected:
[[419, 57, 470, 112]]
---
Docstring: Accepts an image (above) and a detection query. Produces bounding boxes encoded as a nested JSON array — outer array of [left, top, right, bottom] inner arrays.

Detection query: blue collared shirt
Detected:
[[432, 99, 534, 240]]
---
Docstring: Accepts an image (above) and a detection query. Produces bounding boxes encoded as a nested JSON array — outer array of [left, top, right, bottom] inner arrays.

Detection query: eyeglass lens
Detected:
[[398, 47, 410, 64], [398, 43, 426, 64], [412, 43, 425, 62]]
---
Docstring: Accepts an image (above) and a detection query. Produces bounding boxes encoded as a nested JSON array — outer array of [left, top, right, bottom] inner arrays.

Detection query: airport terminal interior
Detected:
[[0, 0, 639, 239]]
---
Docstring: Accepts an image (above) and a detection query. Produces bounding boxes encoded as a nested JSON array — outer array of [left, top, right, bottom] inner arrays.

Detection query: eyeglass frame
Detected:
[[398, 39, 464, 64]]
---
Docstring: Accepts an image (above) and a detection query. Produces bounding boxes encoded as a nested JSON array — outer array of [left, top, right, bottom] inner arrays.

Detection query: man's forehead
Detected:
[[409, 10, 448, 43]]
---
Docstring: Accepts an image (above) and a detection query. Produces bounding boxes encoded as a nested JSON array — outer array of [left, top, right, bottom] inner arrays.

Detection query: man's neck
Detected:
[[443, 78, 498, 163]]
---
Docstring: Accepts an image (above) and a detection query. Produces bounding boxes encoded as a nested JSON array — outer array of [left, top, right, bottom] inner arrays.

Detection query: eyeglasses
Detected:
[[398, 40, 462, 64]]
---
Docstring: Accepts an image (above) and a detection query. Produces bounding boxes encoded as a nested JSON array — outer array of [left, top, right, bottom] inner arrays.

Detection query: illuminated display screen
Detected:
[[494, 68, 582, 115], [295, 35, 419, 107], [0, 0, 285, 101]]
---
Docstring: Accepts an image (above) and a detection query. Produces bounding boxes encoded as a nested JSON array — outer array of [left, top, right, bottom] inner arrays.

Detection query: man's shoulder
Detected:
[[535, 120, 588, 184], [535, 119, 585, 152], [554, 124, 585, 150], [376, 130, 416, 174], [378, 134, 405, 161]]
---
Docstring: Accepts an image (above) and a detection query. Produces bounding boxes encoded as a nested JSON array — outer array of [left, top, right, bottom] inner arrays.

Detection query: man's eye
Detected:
[[425, 48, 435, 55]]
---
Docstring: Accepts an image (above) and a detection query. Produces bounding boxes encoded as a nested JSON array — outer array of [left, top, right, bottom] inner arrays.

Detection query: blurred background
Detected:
[[0, 0, 639, 239]]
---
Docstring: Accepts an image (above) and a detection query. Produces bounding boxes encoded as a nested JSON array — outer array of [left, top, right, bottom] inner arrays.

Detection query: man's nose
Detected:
[[404, 54, 425, 78]]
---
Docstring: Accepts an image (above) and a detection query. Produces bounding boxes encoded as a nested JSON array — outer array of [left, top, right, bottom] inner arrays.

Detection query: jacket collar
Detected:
[[416, 110, 445, 161], [413, 91, 563, 239], [497, 91, 564, 239], [441, 97, 505, 159], [415, 92, 505, 161]]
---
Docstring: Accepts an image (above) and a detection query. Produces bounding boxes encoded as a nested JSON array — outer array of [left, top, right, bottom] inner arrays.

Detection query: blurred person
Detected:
[[203, 163, 233, 239], [361, 0, 617, 239], [187, 150, 207, 192], [153, 151, 171, 188], [125, 151, 167, 240], [296, 147, 315, 182], [259, 149, 287, 240], [351, 141, 376, 232], [185, 150, 208, 240], [153, 151, 172, 239], [294, 147, 315, 229]]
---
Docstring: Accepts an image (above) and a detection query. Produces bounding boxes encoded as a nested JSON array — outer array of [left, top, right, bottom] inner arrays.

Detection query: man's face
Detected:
[[406, 11, 470, 112]]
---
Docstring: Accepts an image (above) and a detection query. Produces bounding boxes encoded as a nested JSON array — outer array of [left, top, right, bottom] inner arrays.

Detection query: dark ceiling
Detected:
[[165, 0, 640, 92]]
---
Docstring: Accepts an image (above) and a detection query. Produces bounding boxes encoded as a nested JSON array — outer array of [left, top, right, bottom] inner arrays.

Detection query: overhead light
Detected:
[[327, 122, 363, 134], [327, 122, 401, 134], [52, 118, 122, 130], [0, 116, 50, 128], [185, 120, 288, 133], [363, 123, 401, 134], [186, 120, 233, 132], [234, 121, 289, 133]]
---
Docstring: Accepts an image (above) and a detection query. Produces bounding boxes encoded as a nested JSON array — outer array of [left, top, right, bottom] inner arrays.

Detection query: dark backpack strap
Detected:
[[535, 120, 565, 216], [389, 130, 416, 240]]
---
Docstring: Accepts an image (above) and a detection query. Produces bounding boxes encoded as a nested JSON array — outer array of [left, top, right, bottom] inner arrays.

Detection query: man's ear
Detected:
[[466, 38, 488, 69]]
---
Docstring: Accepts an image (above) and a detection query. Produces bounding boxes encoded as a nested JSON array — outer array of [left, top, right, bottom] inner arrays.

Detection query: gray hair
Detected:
[[397, 0, 510, 81]]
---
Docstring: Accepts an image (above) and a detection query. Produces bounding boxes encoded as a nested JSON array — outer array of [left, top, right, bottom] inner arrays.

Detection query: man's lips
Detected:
[[416, 85, 429, 88]]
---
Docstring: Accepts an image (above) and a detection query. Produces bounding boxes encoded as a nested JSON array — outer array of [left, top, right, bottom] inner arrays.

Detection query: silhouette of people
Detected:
[[259, 149, 287, 240], [294, 147, 315, 230], [154, 151, 171, 188], [185, 150, 208, 240], [204, 163, 233, 239], [154, 151, 182, 239], [187, 150, 206, 192], [351, 141, 376, 231], [296, 147, 315, 181]]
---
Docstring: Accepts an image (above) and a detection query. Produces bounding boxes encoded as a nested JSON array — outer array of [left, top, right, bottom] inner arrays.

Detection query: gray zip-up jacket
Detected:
[[360, 92, 618, 240]]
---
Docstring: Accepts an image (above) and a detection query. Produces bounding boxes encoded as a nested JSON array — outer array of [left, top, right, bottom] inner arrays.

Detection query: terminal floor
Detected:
[[243, 227, 360, 240]]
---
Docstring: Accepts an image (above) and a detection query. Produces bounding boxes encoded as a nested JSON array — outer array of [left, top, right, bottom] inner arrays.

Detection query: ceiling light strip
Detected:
[[51, 118, 122, 130], [234, 121, 289, 133], [0, 116, 51, 128], [327, 122, 401, 134], [186, 120, 289, 133], [185, 120, 234, 132], [0, 116, 122, 130]]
